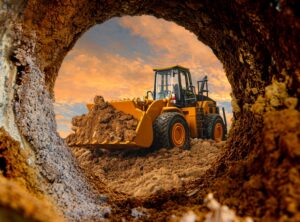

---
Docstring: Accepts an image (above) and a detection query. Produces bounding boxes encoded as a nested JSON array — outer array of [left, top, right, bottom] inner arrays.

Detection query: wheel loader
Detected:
[[87, 65, 227, 149]]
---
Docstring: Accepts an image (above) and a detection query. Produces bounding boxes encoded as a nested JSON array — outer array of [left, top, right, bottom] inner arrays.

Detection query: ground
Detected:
[[70, 139, 230, 221], [71, 139, 225, 198]]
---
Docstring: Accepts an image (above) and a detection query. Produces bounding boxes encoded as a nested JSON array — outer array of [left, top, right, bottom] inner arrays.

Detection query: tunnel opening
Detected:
[[2, 0, 298, 221], [53, 15, 233, 199], [53, 16, 233, 139]]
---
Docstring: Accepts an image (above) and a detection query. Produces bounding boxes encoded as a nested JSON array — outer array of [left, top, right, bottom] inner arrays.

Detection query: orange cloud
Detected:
[[120, 16, 220, 67], [55, 119, 72, 138], [55, 114, 65, 120], [57, 130, 70, 138], [55, 16, 231, 104], [55, 51, 154, 103], [119, 16, 231, 101]]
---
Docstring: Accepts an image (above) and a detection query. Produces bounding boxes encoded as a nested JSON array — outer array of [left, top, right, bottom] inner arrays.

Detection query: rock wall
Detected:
[[0, 0, 299, 221]]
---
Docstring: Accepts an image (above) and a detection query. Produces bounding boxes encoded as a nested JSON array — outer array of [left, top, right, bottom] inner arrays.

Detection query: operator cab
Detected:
[[153, 65, 197, 107]]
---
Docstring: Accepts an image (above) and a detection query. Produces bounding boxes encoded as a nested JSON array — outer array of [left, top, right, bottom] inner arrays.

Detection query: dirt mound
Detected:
[[66, 96, 138, 146], [71, 139, 225, 197]]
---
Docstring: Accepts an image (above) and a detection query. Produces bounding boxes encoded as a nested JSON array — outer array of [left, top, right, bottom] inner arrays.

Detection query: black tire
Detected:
[[206, 114, 226, 141], [152, 112, 190, 149]]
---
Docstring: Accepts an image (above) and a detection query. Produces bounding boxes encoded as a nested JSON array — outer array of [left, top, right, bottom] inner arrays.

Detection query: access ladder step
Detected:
[[196, 107, 205, 138]]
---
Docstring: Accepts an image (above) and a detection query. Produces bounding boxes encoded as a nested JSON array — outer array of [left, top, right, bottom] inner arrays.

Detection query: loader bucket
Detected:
[[85, 99, 165, 149]]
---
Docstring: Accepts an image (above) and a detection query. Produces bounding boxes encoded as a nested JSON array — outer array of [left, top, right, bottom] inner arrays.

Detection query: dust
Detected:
[[70, 138, 225, 197], [66, 96, 138, 146]]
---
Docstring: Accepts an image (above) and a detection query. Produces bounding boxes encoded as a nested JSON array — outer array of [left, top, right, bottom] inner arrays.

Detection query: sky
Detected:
[[54, 16, 232, 138]]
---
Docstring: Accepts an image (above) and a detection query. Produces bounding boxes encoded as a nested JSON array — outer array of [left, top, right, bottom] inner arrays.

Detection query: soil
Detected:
[[69, 139, 230, 221], [69, 139, 256, 222], [71, 139, 225, 198], [66, 96, 138, 146]]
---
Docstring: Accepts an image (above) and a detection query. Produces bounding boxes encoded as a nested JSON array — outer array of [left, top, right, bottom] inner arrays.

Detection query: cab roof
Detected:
[[153, 65, 189, 72]]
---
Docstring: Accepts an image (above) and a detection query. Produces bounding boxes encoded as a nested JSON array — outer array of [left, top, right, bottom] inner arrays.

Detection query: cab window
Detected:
[[180, 70, 189, 90], [155, 70, 172, 99]]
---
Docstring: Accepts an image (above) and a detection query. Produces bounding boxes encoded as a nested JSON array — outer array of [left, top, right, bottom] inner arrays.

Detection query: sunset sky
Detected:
[[54, 16, 232, 138]]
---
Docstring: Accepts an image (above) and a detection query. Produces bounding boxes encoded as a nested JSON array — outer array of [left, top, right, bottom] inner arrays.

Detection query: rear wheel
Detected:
[[152, 112, 190, 149], [206, 114, 226, 142]]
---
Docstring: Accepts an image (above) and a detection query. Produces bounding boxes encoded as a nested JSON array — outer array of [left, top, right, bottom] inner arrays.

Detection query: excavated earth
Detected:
[[71, 139, 225, 198], [69, 139, 228, 221], [0, 0, 299, 221], [66, 96, 138, 146]]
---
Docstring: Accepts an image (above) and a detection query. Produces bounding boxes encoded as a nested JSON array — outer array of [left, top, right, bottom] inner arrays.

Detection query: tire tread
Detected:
[[152, 112, 190, 149]]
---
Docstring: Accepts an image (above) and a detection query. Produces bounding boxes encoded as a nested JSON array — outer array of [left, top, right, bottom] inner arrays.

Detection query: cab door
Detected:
[[178, 69, 196, 106]]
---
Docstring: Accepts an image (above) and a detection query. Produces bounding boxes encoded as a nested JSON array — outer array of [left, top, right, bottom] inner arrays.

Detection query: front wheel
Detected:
[[152, 112, 190, 149]]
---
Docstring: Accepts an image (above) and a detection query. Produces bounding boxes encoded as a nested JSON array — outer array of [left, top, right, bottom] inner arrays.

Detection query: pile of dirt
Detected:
[[66, 96, 138, 146], [70, 139, 225, 197]]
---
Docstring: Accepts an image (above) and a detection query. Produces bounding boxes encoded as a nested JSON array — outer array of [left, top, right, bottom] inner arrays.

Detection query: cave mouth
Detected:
[[8, 0, 299, 221], [53, 15, 233, 139], [53, 15, 233, 198]]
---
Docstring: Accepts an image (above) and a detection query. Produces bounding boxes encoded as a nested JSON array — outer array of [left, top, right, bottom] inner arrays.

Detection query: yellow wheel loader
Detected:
[[87, 65, 227, 149]]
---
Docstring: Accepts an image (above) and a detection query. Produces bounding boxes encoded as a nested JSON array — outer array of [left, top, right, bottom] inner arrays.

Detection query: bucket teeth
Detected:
[[91, 138, 98, 144], [101, 139, 108, 144], [112, 140, 120, 144], [75, 140, 81, 146]]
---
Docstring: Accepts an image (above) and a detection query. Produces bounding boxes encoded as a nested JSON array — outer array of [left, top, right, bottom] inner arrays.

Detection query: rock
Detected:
[[180, 211, 198, 222], [204, 193, 253, 222], [131, 207, 148, 219]]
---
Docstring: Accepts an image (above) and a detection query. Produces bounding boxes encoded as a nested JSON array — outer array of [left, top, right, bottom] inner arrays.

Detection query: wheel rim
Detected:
[[171, 122, 186, 147], [214, 122, 223, 142]]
